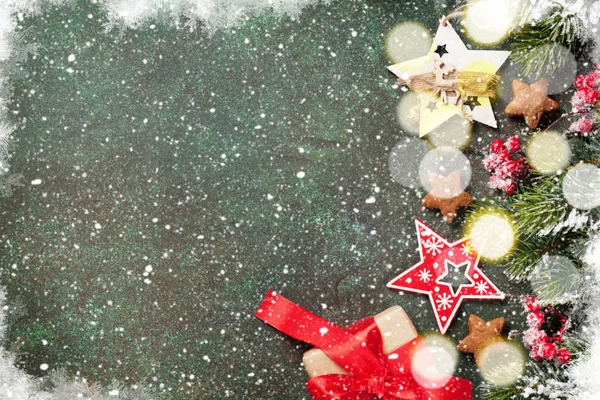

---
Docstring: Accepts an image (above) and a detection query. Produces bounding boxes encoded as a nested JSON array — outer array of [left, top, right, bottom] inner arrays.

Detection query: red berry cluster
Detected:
[[483, 136, 528, 195], [522, 297, 571, 364], [570, 64, 600, 136]]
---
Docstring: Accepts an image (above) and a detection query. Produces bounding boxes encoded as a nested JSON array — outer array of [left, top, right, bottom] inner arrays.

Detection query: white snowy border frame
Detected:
[[0, 0, 599, 399]]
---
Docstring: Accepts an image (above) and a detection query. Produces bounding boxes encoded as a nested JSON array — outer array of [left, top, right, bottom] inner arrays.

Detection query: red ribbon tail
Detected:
[[255, 290, 386, 378]]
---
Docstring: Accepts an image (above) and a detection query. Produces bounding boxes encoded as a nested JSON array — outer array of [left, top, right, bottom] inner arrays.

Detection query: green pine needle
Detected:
[[564, 335, 590, 362], [510, 5, 583, 80], [482, 386, 521, 400], [512, 175, 570, 238]]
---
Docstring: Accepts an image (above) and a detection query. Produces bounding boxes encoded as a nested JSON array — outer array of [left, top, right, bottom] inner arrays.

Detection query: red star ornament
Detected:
[[386, 219, 504, 334]]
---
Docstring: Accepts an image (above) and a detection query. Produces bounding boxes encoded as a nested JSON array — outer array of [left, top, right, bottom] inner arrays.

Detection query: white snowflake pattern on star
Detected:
[[475, 281, 490, 294], [435, 293, 454, 310], [418, 268, 433, 283], [423, 237, 443, 255]]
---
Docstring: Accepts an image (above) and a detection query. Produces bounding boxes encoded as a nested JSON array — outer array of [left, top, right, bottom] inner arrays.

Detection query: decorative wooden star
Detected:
[[505, 79, 560, 129], [388, 21, 510, 136], [422, 171, 473, 223], [387, 220, 504, 334], [458, 314, 505, 354]]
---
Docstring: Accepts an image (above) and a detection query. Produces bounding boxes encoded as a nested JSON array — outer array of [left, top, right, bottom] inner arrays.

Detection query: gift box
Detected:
[[255, 291, 472, 400], [302, 305, 418, 378]]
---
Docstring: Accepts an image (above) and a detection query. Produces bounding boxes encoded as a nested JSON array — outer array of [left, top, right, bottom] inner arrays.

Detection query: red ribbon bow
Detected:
[[255, 291, 472, 400]]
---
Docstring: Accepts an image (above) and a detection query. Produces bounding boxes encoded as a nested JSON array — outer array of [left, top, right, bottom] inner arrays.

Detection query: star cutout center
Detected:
[[434, 44, 449, 58], [426, 100, 438, 112], [437, 260, 474, 296], [463, 96, 481, 112]]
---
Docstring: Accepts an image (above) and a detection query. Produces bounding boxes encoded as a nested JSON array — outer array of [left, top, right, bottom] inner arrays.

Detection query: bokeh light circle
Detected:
[[465, 209, 516, 261], [389, 138, 429, 189], [385, 22, 432, 64], [419, 147, 471, 199], [464, 0, 517, 45], [530, 255, 581, 303], [526, 131, 571, 174], [523, 44, 578, 95], [426, 114, 473, 150], [411, 334, 458, 389], [396, 91, 421, 135], [478, 340, 526, 386], [562, 163, 600, 210]]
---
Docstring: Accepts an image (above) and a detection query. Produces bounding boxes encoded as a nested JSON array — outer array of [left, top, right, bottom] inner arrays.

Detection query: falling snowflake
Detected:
[[461, 242, 474, 256], [435, 293, 454, 310], [418, 268, 432, 283], [475, 281, 489, 294], [424, 237, 443, 255]]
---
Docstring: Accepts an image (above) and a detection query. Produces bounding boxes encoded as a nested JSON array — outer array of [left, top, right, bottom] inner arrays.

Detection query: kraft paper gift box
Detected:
[[302, 305, 418, 378]]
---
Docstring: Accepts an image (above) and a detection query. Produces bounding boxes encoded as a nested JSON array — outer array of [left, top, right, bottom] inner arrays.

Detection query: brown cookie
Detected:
[[505, 79, 560, 130], [422, 170, 473, 223], [422, 191, 473, 223], [458, 314, 505, 367]]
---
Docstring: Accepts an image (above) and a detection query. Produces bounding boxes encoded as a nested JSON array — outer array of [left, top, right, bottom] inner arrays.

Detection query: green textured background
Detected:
[[0, 0, 556, 398]]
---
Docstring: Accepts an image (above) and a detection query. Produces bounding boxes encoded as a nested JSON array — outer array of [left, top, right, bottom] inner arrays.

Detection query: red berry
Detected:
[[540, 343, 557, 359], [488, 174, 504, 190], [515, 158, 529, 175], [557, 348, 572, 364], [590, 72, 600, 87], [528, 311, 545, 327], [483, 154, 502, 172], [504, 182, 517, 195], [581, 87, 600, 104], [504, 136, 522, 153], [575, 119, 594, 134], [497, 149, 510, 164], [483, 156, 496, 172], [584, 74, 597, 89], [504, 160, 519, 174], [574, 75, 586, 89], [490, 139, 504, 153], [581, 119, 594, 133], [525, 297, 540, 312], [532, 353, 543, 361]]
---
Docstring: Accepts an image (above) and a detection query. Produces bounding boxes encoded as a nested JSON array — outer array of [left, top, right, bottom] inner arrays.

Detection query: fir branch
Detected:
[[530, 254, 582, 303], [469, 174, 590, 281], [481, 362, 574, 400], [510, 5, 583, 80], [581, 136, 600, 164], [564, 335, 590, 363], [512, 175, 570, 238], [569, 135, 600, 164], [505, 234, 563, 281], [511, 42, 573, 81], [482, 387, 521, 400], [482, 386, 520, 400]]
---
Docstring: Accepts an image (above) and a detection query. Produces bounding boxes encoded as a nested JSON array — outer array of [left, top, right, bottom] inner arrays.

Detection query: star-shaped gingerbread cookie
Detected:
[[422, 171, 473, 223], [458, 314, 505, 363], [505, 79, 559, 130]]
